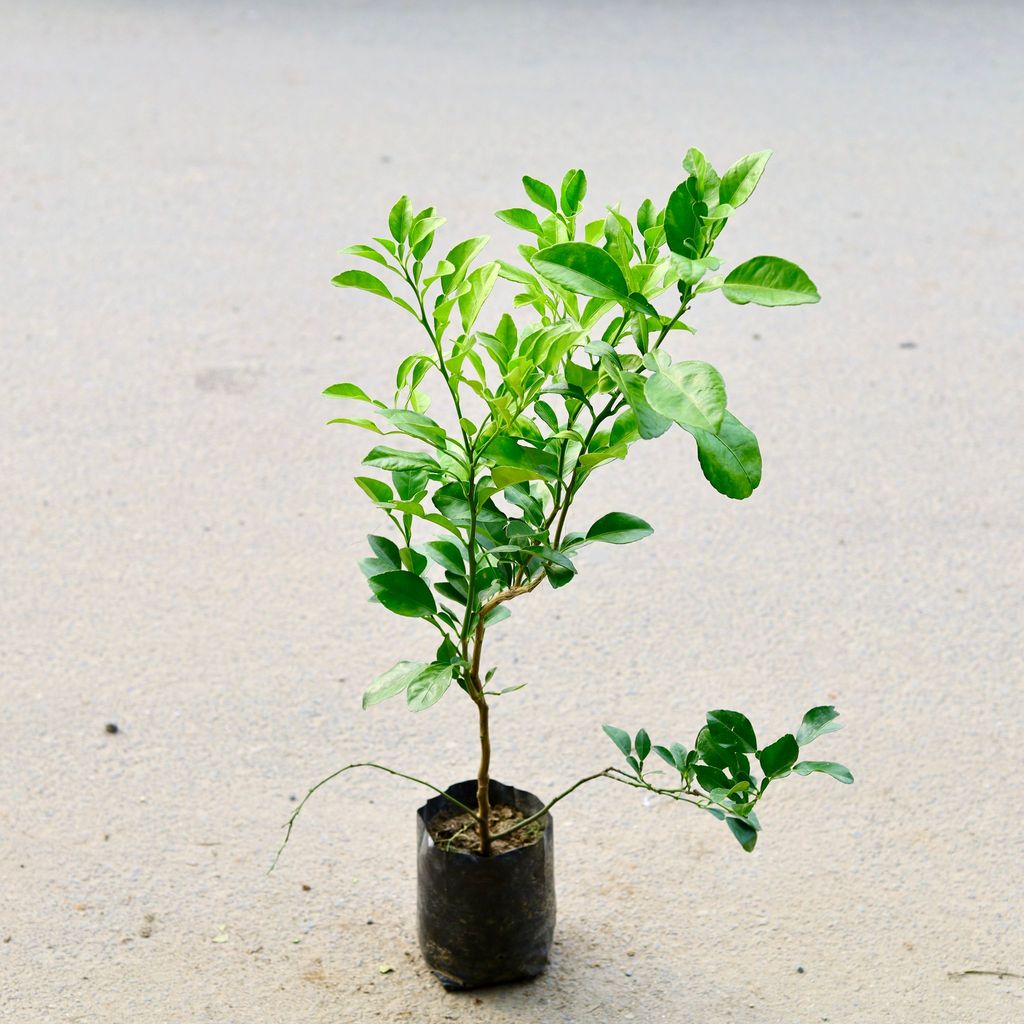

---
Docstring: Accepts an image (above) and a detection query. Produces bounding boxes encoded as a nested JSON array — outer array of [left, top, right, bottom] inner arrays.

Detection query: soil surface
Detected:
[[2, 3, 1023, 1023], [427, 804, 546, 856]]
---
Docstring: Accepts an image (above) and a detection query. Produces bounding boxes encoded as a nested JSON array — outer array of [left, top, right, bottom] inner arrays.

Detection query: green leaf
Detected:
[[793, 761, 854, 785], [706, 710, 757, 753], [726, 816, 758, 852], [354, 476, 393, 503], [423, 540, 465, 574], [604, 365, 671, 440], [688, 411, 762, 499], [362, 446, 440, 474], [653, 745, 676, 769], [340, 243, 390, 268], [323, 382, 379, 404], [326, 417, 382, 433], [367, 570, 437, 618], [586, 512, 653, 545], [757, 734, 800, 778], [532, 242, 628, 301], [496, 208, 543, 235], [522, 175, 558, 213], [362, 660, 426, 710], [602, 724, 632, 758], [440, 236, 490, 294], [796, 706, 843, 746], [644, 361, 727, 433], [664, 183, 704, 257], [718, 150, 772, 209], [332, 270, 393, 300], [560, 168, 587, 216], [367, 534, 402, 569], [459, 261, 500, 332], [406, 662, 456, 712], [634, 729, 651, 762], [388, 195, 413, 243], [722, 256, 820, 307], [409, 215, 446, 247], [380, 410, 447, 448]]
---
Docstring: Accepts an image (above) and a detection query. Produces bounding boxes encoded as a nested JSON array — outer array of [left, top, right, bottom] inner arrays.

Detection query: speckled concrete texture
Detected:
[[2, 2, 1022, 1021]]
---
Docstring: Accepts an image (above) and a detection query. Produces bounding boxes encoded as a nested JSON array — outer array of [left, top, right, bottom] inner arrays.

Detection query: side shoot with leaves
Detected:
[[275, 148, 850, 864]]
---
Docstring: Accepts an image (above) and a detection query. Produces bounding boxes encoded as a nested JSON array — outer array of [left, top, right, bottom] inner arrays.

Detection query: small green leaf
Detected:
[[388, 195, 413, 243], [586, 512, 653, 545], [367, 570, 437, 617], [722, 256, 820, 307], [362, 446, 440, 474], [522, 175, 558, 213], [726, 816, 758, 852], [362, 660, 426, 710], [406, 663, 456, 712], [423, 540, 465, 574], [718, 150, 772, 209], [367, 534, 402, 569], [332, 270, 393, 300], [653, 744, 676, 769], [458, 261, 500, 332], [664, 183, 704, 257], [354, 476, 393, 503], [602, 724, 632, 758], [634, 729, 651, 762], [560, 168, 588, 216], [796, 706, 843, 746], [757, 734, 800, 778], [496, 208, 543, 235], [323, 382, 379, 404], [440, 236, 490, 294], [793, 761, 854, 784], [340, 243, 390, 267], [644, 361, 727, 433], [532, 243, 629, 301]]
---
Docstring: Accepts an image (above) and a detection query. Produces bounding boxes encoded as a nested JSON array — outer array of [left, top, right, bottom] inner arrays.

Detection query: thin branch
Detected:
[[269, 762, 476, 873], [489, 769, 619, 840]]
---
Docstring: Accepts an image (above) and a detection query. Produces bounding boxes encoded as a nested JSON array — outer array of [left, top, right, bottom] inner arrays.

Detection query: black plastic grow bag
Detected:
[[416, 778, 555, 989]]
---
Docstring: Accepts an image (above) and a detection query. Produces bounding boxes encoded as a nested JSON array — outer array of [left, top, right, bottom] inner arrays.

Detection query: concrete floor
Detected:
[[2, 2, 1022, 1021]]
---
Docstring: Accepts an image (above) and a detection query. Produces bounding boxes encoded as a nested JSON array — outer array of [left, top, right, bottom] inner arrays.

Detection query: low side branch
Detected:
[[269, 762, 476, 873]]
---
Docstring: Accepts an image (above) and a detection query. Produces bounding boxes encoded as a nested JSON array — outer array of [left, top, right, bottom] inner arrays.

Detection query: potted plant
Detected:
[[275, 147, 853, 989]]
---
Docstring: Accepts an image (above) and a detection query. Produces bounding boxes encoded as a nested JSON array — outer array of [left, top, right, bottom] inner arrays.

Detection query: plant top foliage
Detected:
[[308, 147, 849, 854]]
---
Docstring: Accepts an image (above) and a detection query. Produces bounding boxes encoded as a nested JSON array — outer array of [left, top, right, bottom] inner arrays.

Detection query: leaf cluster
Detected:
[[602, 705, 852, 852]]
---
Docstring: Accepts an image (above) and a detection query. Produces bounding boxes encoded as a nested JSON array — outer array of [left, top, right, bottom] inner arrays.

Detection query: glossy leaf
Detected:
[[522, 175, 558, 213], [388, 195, 413, 243], [560, 168, 587, 216], [459, 261, 500, 332], [423, 540, 465, 574], [332, 270, 393, 300], [664, 184, 704, 257], [362, 660, 426, 710], [362, 446, 440, 474], [718, 150, 772, 209], [644, 361, 727, 433], [354, 476, 393, 503], [796, 706, 843, 746], [367, 570, 437, 617], [497, 208, 543, 235], [706, 710, 757, 752], [726, 816, 758, 852], [634, 729, 651, 762], [533, 243, 628, 300], [603, 724, 632, 758], [757, 734, 800, 778], [586, 512, 653, 545], [689, 411, 762, 499], [793, 760, 854, 784], [722, 256, 820, 307], [406, 662, 456, 712]]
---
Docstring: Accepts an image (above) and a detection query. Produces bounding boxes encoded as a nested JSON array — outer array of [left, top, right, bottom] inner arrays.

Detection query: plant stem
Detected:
[[489, 768, 618, 841], [474, 695, 492, 856], [269, 761, 476, 873]]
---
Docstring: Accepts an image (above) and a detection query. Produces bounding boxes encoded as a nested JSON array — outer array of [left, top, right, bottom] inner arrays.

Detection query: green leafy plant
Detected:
[[275, 147, 850, 865]]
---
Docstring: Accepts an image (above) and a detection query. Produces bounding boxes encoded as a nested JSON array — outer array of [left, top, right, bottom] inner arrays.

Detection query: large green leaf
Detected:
[[406, 662, 456, 712], [440, 236, 490, 293], [688, 411, 762, 499], [718, 150, 772, 209], [496, 208, 543, 235], [706, 710, 757, 753], [793, 761, 854, 784], [487, 435, 559, 479], [362, 660, 425, 710], [532, 243, 628, 301], [379, 410, 447, 449], [458, 261, 500, 332], [757, 734, 800, 778], [560, 168, 587, 216], [422, 540, 465, 574], [726, 816, 758, 852], [367, 570, 437, 617], [586, 512, 653, 545], [331, 270, 393, 300], [362, 446, 440, 474], [644, 361, 727, 433], [604, 365, 671, 440], [388, 195, 413, 242], [722, 256, 820, 307], [796, 706, 843, 746]]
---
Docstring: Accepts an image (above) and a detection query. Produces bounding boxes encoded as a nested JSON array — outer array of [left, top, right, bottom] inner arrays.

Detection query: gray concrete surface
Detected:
[[2, 2, 1023, 1021]]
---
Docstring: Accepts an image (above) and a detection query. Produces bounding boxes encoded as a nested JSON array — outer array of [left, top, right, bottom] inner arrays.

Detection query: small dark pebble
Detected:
[[899, 341, 917, 349], [289, 795, 297, 802], [624, 969, 633, 977], [366, 919, 374, 925], [752, 333, 762, 341], [3, 936, 11, 944], [301, 884, 311, 892], [797, 966, 805, 974], [105, 723, 119, 734]]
